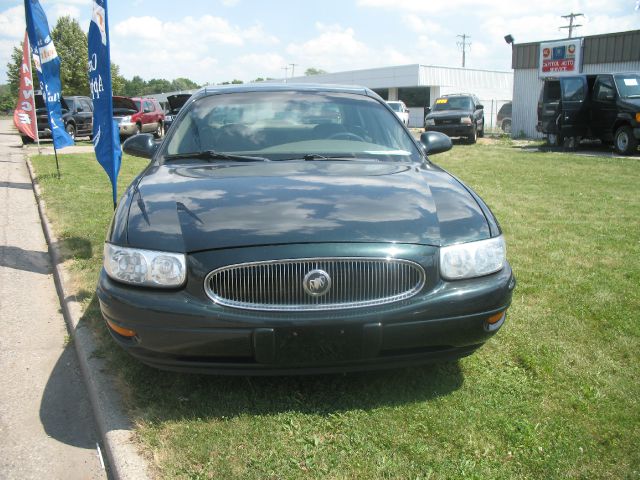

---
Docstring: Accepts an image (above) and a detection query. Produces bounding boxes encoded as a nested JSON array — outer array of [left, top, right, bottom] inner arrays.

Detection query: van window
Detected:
[[562, 78, 585, 102], [543, 81, 561, 102], [593, 77, 615, 101]]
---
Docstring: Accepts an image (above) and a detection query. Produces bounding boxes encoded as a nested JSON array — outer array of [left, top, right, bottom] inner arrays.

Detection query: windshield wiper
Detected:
[[164, 150, 270, 162]]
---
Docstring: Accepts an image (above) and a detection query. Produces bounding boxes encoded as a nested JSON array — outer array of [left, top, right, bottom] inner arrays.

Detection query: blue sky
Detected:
[[1, 0, 639, 86]]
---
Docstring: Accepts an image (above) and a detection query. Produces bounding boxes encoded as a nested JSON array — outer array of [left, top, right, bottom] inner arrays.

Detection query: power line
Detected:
[[560, 13, 584, 38], [289, 63, 298, 78], [457, 34, 471, 68]]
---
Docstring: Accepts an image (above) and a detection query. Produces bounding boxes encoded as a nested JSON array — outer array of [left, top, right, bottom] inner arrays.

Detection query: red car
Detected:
[[112, 96, 165, 138]]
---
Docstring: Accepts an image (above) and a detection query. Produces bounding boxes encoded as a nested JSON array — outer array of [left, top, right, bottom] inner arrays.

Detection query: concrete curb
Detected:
[[25, 155, 152, 480]]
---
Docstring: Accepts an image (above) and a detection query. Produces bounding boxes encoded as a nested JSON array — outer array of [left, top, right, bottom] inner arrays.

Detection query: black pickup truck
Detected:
[[537, 72, 640, 155]]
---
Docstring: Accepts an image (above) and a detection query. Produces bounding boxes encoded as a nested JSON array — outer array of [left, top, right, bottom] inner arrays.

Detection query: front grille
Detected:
[[204, 257, 426, 311], [436, 117, 460, 125]]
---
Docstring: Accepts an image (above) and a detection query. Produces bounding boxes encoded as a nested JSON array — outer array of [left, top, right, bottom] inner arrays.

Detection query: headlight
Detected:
[[165, 115, 173, 122], [103, 243, 186, 287], [121, 116, 131, 123], [461, 116, 473, 124], [425, 118, 435, 126], [440, 236, 506, 280]]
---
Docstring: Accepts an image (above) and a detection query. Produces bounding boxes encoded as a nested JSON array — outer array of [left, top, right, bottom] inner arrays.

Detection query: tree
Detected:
[[111, 64, 126, 95], [51, 16, 89, 95], [305, 68, 327, 76], [3, 42, 40, 111], [144, 78, 172, 94], [123, 75, 147, 96], [171, 77, 199, 91]]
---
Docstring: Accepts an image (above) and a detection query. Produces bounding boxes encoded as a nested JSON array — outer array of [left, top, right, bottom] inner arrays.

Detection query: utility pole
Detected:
[[560, 13, 584, 38], [281, 65, 289, 83], [289, 63, 298, 78], [457, 34, 471, 68]]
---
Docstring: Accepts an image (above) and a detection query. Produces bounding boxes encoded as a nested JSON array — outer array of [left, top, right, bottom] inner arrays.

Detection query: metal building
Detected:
[[512, 29, 640, 138], [280, 64, 513, 128]]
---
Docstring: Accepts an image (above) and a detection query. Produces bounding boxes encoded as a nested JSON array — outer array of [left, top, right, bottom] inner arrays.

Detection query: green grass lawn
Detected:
[[31, 144, 640, 479]]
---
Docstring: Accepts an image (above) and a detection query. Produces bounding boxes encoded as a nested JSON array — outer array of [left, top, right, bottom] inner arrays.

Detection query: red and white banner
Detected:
[[539, 39, 583, 78], [13, 31, 37, 141]]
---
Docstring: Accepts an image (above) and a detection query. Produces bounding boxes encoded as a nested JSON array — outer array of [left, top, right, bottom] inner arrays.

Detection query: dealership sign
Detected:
[[539, 39, 583, 77]]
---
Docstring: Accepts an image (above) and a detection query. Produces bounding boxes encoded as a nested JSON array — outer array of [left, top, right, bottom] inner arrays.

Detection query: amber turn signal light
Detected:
[[106, 319, 137, 337], [486, 311, 505, 325]]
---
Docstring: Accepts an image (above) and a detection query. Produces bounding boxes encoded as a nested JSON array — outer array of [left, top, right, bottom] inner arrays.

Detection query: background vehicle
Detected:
[[163, 94, 191, 132], [497, 102, 512, 133], [537, 73, 640, 155], [386, 100, 410, 126], [112, 96, 164, 138], [424, 94, 484, 143], [23, 93, 93, 144]]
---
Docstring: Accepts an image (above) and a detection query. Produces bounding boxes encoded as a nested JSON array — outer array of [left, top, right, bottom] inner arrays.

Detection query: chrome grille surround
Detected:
[[204, 257, 426, 311]]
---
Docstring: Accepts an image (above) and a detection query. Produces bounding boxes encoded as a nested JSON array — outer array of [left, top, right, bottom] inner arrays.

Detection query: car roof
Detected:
[[194, 82, 373, 99]]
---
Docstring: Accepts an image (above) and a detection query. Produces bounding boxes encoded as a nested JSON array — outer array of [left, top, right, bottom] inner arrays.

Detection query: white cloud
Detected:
[[0, 5, 25, 41]]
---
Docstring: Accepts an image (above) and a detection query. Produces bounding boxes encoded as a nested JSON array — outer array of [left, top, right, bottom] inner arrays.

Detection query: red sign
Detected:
[[13, 31, 37, 141], [542, 58, 576, 73]]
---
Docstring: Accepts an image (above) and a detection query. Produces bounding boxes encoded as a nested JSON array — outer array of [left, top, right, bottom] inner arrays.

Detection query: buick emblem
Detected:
[[303, 269, 332, 297]]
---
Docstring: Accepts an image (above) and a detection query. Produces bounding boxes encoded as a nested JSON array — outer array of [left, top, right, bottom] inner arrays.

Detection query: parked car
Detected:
[[112, 96, 164, 138], [497, 102, 512, 133], [23, 93, 93, 144], [98, 83, 515, 374], [163, 93, 192, 132], [386, 100, 410, 126], [537, 72, 640, 155], [424, 94, 484, 143]]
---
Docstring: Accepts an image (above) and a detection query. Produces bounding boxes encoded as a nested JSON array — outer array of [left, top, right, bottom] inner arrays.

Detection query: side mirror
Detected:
[[424, 106, 431, 115], [420, 131, 452, 155], [123, 133, 159, 159], [406, 108, 410, 114], [476, 104, 484, 110]]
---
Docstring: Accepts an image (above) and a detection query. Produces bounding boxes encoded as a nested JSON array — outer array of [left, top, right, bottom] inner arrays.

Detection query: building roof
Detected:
[[512, 29, 640, 70]]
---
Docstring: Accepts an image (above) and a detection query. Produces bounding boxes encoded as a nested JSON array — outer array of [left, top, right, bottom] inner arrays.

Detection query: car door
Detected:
[[559, 76, 589, 137], [590, 75, 617, 141], [540, 80, 562, 134], [142, 100, 155, 133], [76, 97, 93, 136]]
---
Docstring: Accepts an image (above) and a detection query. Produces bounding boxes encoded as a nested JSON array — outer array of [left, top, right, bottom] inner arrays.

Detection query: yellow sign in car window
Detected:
[[435, 98, 448, 104]]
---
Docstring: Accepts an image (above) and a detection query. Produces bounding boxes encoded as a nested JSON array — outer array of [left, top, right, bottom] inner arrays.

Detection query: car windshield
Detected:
[[163, 90, 422, 162], [614, 74, 640, 98], [387, 102, 402, 112], [432, 97, 472, 111]]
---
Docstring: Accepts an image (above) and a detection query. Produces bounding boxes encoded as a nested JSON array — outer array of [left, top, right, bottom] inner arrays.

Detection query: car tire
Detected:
[[547, 133, 564, 148], [154, 121, 163, 139], [478, 122, 484, 138], [135, 124, 142, 135], [502, 120, 511, 134], [613, 125, 638, 155], [467, 126, 477, 144], [65, 123, 76, 140]]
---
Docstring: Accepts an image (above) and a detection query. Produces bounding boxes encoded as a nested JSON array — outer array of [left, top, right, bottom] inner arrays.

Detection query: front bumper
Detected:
[[118, 122, 138, 136], [633, 127, 640, 140], [425, 124, 474, 138], [97, 245, 515, 375]]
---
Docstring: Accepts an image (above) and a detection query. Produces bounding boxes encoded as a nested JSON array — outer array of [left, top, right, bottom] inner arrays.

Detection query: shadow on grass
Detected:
[[80, 294, 465, 424]]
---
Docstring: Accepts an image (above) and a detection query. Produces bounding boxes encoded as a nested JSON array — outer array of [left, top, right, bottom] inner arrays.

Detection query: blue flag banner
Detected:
[[23, 0, 74, 150], [88, 0, 121, 207]]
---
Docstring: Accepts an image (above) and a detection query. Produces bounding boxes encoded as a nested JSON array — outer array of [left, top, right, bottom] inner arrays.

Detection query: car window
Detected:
[[432, 97, 472, 111], [593, 77, 615, 101], [387, 102, 402, 112], [143, 101, 154, 113], [614, 73, 640, 99], [164, 91, 422, 162], [80, 98, 93, 111], [65, 98, 76, 111], [561, 78, 585, 102]]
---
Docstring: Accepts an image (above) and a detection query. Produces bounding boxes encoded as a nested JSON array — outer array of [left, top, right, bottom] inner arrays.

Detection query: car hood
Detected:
[[427, 110, 472, 119], [167, 94, 191, 114], [125, 161, 491, 252], [112, 96, 138, 116]]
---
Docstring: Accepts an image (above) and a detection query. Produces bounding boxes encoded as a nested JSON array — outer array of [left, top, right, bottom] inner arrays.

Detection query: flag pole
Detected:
[[53, 144, 60, 179]]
